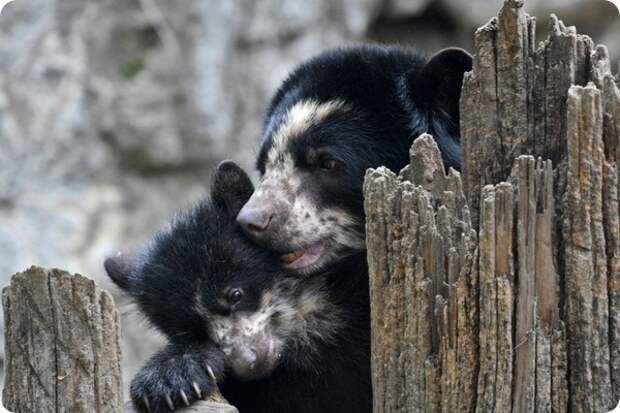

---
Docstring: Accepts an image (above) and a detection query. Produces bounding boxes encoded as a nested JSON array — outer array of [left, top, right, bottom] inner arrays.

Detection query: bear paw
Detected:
[[130, 345, 224, 412]]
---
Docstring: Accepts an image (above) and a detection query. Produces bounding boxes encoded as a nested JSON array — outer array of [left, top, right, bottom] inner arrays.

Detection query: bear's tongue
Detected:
[[280, 245, 323, 269]]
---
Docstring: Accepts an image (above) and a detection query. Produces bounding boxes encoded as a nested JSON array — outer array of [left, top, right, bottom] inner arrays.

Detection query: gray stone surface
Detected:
[[383, 0, 433, 18]]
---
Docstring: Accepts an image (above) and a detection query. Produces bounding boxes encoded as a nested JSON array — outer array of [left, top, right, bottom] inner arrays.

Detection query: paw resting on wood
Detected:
[[128, 343, 229, 412], [124, 400, 238, 413]]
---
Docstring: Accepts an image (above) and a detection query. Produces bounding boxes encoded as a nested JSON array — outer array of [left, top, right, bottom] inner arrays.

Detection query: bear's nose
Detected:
[[237, 206, 273, 233]]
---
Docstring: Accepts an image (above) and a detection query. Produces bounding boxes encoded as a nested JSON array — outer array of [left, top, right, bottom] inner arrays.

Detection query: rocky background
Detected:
[[0, 0, 618, 399]]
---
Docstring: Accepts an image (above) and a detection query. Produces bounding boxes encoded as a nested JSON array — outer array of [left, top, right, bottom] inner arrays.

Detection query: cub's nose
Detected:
[[237, 206, 273, 233]]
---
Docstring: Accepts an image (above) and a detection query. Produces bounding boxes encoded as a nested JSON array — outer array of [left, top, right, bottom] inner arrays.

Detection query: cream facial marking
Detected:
[[238, 97, 363, 272], [243, 182, 364, 271], [196, 277, 344, 380], [266, 99, 350, 168], [205, 278, 339, 353]]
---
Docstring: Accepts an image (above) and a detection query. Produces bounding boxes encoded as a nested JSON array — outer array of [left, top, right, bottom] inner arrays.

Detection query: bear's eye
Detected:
[[227, 289, 244, 305], [320, 158, 338, 172]]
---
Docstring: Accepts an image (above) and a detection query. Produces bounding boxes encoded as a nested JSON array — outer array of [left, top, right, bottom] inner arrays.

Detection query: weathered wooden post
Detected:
[[2, 266, 124, 413], [2, 266, 238, 413], [365, 0, 620, 412]]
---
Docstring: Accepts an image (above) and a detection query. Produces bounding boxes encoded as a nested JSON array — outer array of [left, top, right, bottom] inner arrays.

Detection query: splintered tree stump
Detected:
[[365, 1, 620, 412], [2, 266, 124, 413], [366, 134, 479, 413]]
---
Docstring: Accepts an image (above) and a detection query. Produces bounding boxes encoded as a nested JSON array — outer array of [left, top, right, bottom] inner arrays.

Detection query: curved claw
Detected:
[[206, 365, 217, 383], [165, 393, 174, 411], [180, 389, 190, 406], [142, 396, 152, 412], [192, 381, 203, 399]]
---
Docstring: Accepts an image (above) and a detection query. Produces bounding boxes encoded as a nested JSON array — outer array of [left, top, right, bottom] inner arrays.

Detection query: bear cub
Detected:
[[105, 161, 371, 413]]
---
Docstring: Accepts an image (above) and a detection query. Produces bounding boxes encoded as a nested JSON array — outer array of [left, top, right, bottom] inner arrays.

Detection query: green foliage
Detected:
[[121, 56, 145, 79]]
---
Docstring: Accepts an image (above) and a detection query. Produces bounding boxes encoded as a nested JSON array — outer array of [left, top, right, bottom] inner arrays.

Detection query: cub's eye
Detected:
[[320, 158, 338, 172], [227, 289, 244, 304]]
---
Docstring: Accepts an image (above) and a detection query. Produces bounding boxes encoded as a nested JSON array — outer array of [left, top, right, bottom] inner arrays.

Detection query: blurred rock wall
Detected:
[[0, 0, 617, 397]]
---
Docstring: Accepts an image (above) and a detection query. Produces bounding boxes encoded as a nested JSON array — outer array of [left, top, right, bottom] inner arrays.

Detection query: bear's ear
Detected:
[[415, 48, 472, 120], [212, 160, 255, 219], [104, 253, 133, 291]]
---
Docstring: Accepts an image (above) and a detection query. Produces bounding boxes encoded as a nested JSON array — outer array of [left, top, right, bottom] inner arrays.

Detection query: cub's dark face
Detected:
[[238, 45, 472, 274], [199, 274, 343, 381], [104, 161, 340, 381]]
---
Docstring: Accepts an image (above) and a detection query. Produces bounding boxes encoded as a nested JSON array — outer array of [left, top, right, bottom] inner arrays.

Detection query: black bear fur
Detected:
[[105, 161, 371, 413]]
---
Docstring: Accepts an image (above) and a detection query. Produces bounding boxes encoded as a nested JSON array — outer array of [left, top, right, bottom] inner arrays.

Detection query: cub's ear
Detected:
[[415, 48, 472, 121], [104, 253, 133, 291], [212, 160, 255, 219]]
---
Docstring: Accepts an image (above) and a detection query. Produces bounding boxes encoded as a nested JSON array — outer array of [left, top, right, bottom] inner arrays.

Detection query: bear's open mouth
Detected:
[[280, 244, 323, 269]]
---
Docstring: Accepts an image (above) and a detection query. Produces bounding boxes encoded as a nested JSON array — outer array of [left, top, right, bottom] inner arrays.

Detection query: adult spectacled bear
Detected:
[[237, 45, 471, 274]]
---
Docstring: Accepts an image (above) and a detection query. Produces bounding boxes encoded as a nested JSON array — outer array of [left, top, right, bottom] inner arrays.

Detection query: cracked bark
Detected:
[[365, 1, 619, 411], [2, 266, 123, 413]]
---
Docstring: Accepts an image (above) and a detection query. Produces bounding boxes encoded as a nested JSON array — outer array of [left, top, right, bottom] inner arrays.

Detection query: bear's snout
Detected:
[[237, 187, 292, 246], [227, 335, 281, 381], [237, 206, 273, 233]]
